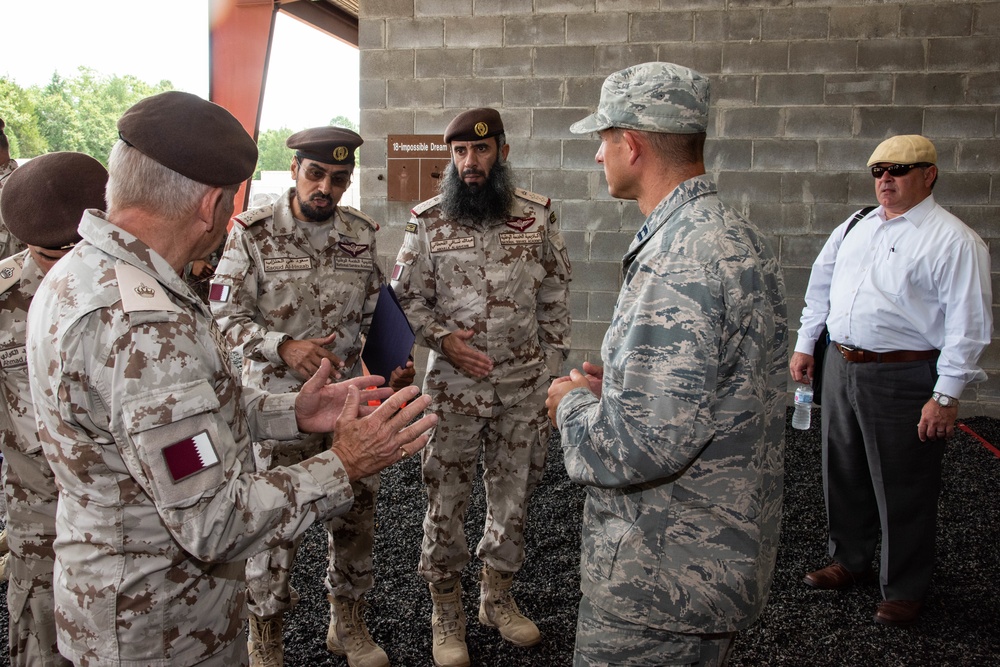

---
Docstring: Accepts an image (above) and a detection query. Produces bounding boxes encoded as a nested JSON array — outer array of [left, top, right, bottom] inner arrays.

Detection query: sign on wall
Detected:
[[387, 134, 451, 202]]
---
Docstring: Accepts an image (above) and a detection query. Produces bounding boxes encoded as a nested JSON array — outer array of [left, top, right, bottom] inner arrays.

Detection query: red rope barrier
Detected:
[[957, 422, 1000, 459]]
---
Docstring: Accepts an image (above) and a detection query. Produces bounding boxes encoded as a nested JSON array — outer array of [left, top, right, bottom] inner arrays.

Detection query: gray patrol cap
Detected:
[[570, 62, 710, 135]]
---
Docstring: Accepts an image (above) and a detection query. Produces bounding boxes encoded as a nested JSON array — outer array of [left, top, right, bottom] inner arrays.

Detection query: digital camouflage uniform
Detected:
[[391, 188, 571, 583], [27, 211, 357, 667], [555, 176, 788, 659], [210, 191, 383, 616], [0, 251, 71, 667], [0, 159, 26, 261]]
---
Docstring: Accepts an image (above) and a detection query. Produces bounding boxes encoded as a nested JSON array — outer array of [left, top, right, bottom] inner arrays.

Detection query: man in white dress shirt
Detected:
[[790, 135, 992, 627]]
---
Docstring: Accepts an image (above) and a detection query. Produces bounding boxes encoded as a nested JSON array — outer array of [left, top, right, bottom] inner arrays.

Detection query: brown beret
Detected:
[[444, 108, 504, 143], [117, 91, 257, 187], [0, 152, 107, 249], [287, 126, 363, 165]]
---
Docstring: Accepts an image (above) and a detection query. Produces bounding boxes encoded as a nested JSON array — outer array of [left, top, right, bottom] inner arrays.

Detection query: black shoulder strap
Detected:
[[843, 205, 877, 239]]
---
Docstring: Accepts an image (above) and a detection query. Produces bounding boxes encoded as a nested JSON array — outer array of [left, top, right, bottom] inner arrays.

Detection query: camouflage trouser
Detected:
[[574, 595, 735, 667], [246, 434, 378, 618], [7, 553, 71, 667], [418, 385, 549, 584]]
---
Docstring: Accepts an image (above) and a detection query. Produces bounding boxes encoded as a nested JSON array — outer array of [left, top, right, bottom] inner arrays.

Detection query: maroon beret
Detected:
[[117, 91, 257, 186], [444, 108, 505, 143], [0, 152, 107, 249], [287, 126, 363, 165]]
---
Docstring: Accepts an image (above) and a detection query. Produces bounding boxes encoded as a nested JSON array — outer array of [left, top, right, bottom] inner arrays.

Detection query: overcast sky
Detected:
[[3, 0, 359, 131]]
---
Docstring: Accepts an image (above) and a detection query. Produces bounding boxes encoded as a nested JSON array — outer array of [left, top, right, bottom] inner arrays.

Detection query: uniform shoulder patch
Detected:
[[411, 195, 443, 217], [232, 204, 274, 230], [405, 222, 419, 234], [340, 206, 381, 232], [115, 262, 182, 314], [514, 188, 551, 208], [549, 211, 558, 224], [0, 254, 24, 296]]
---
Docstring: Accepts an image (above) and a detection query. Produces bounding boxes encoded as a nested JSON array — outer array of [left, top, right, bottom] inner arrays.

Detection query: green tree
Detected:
[[329, 115, 358, 132], [0, 77, 46, 158], [255, 127, 295, 179]]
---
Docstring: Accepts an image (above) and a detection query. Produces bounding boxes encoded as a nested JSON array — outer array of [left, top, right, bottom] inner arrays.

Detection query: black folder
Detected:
[[361, 284, 415, 385]]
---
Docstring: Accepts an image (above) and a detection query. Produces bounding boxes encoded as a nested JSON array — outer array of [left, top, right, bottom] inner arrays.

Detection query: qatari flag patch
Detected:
[[162, 431, 220, 483], [208, 283, 231, 302]]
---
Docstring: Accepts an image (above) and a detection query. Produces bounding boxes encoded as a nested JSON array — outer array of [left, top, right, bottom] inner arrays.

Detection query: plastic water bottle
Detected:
[[792, 384, 814, 430]]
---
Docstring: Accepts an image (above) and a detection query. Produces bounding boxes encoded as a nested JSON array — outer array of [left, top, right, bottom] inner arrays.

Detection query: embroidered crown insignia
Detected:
[[135, 283, 156, 298]]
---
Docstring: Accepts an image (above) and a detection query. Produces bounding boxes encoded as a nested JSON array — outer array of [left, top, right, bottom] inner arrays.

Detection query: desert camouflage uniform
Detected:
[[0, 252, 70, 667], [391, 188, 571, 583], [27, 210, 357, 667], [555, 176, 787, 654], [210, 190, 382, 616], [0, 159, 25, 261]]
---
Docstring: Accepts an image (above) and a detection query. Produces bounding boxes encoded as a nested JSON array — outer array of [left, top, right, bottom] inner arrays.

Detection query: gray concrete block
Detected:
[[933, 173, 991, 206], [753, 139, 818, 171], [445, 17, 503, 47], [597, 0, 658, 10], [564, 76, 606, 107], [561, 200, 624, 233], [588, 290, 621, 322], [361, 81, 387, 110], [387, 18, 444, 49], [562, 230, 589, 262], [722, 41, 789, 74], [974, 2, 1000, 35], [443, 78, 504, 108], [657, 43, 724, 76], [414, 109, 458, 134], [901, 3, 972, 37], [568, 12, 629, 44], [781, 266, 812, 302], [503, 79, 565, 108], [718, 107, 783, 138], [780, 233, 828, 268], [705, 139, 753, 171], [781, 172, 850, 204], [967, 72, 1000, 105], [712, 75, 756, 108], [573, 320, 612, 352], [472, 0, 533, 15], [894, 74, 966, 105], [528, 170, 587, 204], [928, 36, 1000, 71], [510, 138, 563, 169], [596, 44, 661, 74], [563, 139, 600, 170], [745, 203, 815, 236], [361, 50, 415, 80], [415, 49, 474, 78], [855, 106, 924, 139], [416, 0, 471, 17], [535, 46, 597, 76], [824, 74, 893, 106], [363, 0, 415, 19], [857, 40, 926, 73], [758, 74, 825, 106], [694, 10, 761, 42], [761, 7, 830, 40], [789, 41, 857, 73], [630, 11, 695, 42], [535, 0, 596, 14], [474, 47, 533, 77], [498, 109, 533, 139], [388, 78, 444, 108], [784, 108, 853, 139], [570, 289, 589, 322], [924, 108, 996, 138], [363, 109, 416, 136], [504, 15, 566, 46], [534, 108, 598, 139], [829, 5, 899, 39], [571, 261, 624, 293], [717, 171, 784, 204], [621, 203, 646, 231], [818, 139, 879, 172], [359, 20, 385, 50], [590, 231, 632, 261], [813, 203, 874, 232], [958, 139, 1000, 172]]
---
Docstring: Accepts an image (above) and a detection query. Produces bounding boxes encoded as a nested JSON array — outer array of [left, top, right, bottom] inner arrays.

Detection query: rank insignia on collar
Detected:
[[338, 240, 369, 257], [0, 267, 13, 279], [162, 430, 220, 483], [135, 283, 156, 298], [506, 217, 535, 232]]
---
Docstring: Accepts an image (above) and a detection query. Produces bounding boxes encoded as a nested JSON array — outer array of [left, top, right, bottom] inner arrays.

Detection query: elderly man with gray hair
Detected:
[[547, 62, 788, 666]]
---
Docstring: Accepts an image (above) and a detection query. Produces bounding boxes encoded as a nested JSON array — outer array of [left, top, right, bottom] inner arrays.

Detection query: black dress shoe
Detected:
[[802, 562, 875, 590], [874, 599, 923, 627]]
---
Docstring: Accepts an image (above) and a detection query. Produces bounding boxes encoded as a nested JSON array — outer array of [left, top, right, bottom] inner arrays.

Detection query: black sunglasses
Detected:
[[870, 163, 931, 179]]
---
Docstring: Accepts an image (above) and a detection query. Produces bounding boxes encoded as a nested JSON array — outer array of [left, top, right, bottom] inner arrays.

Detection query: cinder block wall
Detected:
[[358, 0, 1000, 417]]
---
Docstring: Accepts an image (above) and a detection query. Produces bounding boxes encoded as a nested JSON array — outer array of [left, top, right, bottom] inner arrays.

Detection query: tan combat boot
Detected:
[[326, 595, 389, 667], [478, 566, 541, 647], [247, 613, 284, 667], [429, 579, 470, 667]]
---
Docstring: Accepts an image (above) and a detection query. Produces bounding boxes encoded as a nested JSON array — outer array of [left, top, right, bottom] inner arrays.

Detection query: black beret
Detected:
[[444, 108, 505, 143], [0, 152, 107, 249], [287, 126, 363, 165], [117, 91, 257, 187]]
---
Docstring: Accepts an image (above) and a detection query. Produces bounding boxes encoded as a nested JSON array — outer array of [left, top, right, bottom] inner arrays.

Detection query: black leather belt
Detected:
[[834, 342, 939, 364]]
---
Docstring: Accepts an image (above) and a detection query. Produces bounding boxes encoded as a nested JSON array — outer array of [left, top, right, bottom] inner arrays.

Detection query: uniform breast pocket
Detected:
[[871, 251, 914, 298], [122, 380, 227, 510]]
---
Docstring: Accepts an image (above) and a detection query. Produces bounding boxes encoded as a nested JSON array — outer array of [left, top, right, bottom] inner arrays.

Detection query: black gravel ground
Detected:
[[1, 412, 998, 666]]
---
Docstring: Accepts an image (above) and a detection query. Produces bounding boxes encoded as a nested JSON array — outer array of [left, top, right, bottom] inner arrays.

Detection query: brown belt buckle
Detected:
[[838, 343, 859, 362]]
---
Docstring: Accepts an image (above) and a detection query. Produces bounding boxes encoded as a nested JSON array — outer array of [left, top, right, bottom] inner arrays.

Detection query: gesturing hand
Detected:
[[295, 360, 391, 432], [279, 332, 345, 381], [441, 329, 493, 379]]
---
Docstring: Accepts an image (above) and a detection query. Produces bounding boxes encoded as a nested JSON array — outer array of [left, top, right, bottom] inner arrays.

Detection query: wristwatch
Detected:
[[932, 391, 958, 408]]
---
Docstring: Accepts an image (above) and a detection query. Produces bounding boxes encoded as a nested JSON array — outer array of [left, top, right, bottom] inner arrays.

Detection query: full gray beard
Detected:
[[437, 160, 516, 231]]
